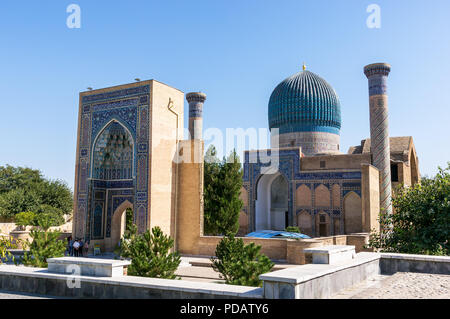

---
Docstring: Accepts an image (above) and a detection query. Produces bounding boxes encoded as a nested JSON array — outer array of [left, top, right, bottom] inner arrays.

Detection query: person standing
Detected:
[[83, 240, 89, 257], [79, 239, 84, 257], [66, 236, 72, 256], [73, 239, 80, 257]]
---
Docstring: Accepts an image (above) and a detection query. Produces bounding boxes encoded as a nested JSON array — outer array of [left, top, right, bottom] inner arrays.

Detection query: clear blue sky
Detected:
[[1, 0, 449, 189]]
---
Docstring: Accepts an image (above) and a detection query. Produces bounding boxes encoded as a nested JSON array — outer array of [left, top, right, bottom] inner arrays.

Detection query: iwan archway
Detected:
[[89, 120, 135, 251], [255, 173, 289, 231]]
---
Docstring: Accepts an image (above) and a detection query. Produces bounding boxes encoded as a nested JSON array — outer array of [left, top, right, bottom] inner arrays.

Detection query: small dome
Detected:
[[268, 70, 341, 135]]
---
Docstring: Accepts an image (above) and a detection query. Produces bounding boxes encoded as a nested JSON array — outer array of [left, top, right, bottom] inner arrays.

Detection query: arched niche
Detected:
[[343, 191, 362, 234], [315, 184, 330, 208], [331, 184, 341, 209], [238, 211, 248, 236], [296, 184, 312, 208], [240, 187, 249, 208], [297, 210, 313, 237]]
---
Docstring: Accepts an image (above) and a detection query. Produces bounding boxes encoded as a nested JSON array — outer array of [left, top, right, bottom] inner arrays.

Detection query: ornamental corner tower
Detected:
[[186, 92, 206, 140]]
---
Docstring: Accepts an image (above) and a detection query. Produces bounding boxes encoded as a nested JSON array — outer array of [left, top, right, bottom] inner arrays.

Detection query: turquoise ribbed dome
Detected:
[[268, 70, 341, 135]]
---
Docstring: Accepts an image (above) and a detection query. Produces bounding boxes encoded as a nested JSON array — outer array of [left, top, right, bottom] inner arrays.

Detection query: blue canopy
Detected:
[[245, 230, 311, 239]]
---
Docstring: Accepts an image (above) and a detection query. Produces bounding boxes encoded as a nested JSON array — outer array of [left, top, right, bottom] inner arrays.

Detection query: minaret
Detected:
[[364, 63, 393, 217], [176, 92, 206, 254], [186, 92, 206, 140]]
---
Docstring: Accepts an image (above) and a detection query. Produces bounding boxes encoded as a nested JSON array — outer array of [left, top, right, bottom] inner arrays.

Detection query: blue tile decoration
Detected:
[[76, 85, 150, 241], [243, 147, 362, 233]]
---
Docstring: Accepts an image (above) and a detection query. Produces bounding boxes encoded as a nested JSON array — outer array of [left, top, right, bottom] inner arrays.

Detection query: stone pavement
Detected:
[[0, 290, 62, 299], [331, 272, 450, 299]]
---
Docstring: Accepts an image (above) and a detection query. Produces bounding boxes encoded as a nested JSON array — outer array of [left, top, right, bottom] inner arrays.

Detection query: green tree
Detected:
[[204, 145, 221, 235], [14, 212, 36, 230], [0, 188, 40, 219], [22, 217, 66, 268], [204, 147, 243, 235], [0, 165, 73, 221], [38, 180, 73, 214], [368, 164, 450, 256], [0, 166, 42, 194], [211, 234, 274, 287], [120, 226, 181, 279]]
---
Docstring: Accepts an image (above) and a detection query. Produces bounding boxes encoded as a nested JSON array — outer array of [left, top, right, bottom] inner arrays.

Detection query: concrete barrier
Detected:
[[47, 257, 131, 277], [0, 265, 262, 299], [259, 252, 450, 299], [303, 245, 356, 265], [260, 252, 380, 299], [380, 253, 450, 275]]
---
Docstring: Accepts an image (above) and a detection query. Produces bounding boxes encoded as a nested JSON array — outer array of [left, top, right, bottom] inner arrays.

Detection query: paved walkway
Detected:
[[0, 290, 61, 299], [332, 272, 450, 299]]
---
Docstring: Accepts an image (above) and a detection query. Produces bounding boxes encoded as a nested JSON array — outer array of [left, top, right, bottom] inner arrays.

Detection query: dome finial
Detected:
[[302, 62, 307, 71]]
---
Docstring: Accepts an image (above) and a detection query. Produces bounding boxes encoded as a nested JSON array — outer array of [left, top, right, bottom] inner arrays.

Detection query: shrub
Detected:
[[211, 234, 274, 287], [120, 226, 181, 279], [22, 218, 66, 267], [0, 236, 18, 264], [285, 226, 301, 233], [15, 212, 36, 230]]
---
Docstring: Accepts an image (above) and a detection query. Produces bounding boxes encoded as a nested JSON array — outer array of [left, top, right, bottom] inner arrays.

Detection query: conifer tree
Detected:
[[204, 145, 221, 235], [203, 146, 243, 236], [22, 216, 66, 268], [211, 234, 274, 287], [120, 226, 181, 279]]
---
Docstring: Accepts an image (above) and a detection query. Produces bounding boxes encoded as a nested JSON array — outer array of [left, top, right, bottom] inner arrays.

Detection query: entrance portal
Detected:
[[255, 173, 289, 231], [110, 201, 133, 251]]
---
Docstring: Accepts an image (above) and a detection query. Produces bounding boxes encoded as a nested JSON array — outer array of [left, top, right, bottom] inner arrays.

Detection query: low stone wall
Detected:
[[9, 231, 71, 249], [1, 252, 448, 299], [261, 252, 380, 299], [346, 233, 372, 252], [0, 223, 17, 236], [0, 265, 262, 299], [259, 252, 450, 299], [380, 253, 450, 275]]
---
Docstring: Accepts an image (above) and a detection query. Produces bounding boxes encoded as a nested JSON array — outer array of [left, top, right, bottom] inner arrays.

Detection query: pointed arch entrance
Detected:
[[255, 172, 289, 231], [110, 200, 133, 250]]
